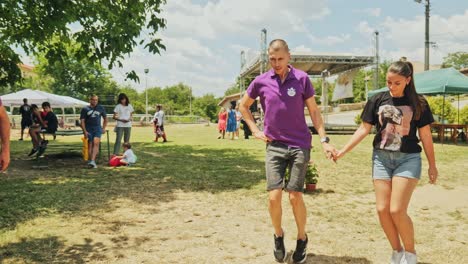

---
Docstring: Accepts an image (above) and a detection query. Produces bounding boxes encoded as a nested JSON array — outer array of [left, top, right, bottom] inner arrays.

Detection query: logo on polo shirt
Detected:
[[287, 87, 296, 97]]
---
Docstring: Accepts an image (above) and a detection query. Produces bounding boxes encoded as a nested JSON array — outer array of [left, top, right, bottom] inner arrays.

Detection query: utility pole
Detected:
[[240, 50, 246, 95], [424, 0, 430, 71], [321, 69, 330, 125], [415, 0, 431, 71], [144, 68, 149, 124], [260, 28, 267, 74], [189, 87, 192, 116], [374, 31, 379, 90]]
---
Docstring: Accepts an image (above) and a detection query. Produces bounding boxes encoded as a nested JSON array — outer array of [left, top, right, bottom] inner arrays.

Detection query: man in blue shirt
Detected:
[[80, 95, 107, 168]]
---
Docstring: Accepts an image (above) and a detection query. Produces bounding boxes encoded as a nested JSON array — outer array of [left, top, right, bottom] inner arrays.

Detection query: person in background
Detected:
[[27, 104, 45, 156], [235, 105, 242, 140], [0, 97, 10, 171], [19, 98, 32, 141], [217, 107, 227, 139], [28, 102, 58, 157], [335, 61, 438, 264], [113, 93, 134, 155], [118, 142, 137, 166], [80, 95, 107, 169], [226, 104, 237, 140], [152, 104, 167, 142]]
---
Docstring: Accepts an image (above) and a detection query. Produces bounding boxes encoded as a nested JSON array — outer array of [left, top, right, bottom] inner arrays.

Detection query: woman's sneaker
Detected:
[[391, 250, 405, 264], [402, 252, 417, 264], [292, 235, 308, 263], [273, 232, 287, 263]]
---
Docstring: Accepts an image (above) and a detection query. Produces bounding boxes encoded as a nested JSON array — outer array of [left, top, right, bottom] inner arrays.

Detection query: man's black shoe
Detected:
[[37, 145, 46, 157], [292, 235, 308, 264], [28, 148, 38, 156], [274, 232, 287, 263]]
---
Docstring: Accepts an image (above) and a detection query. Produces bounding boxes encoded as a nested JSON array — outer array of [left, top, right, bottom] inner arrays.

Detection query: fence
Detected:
[[8, 114, 207, 129]]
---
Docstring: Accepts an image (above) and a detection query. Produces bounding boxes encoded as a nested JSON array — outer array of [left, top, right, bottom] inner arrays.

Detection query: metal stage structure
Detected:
[[240, 52, 375, 79]]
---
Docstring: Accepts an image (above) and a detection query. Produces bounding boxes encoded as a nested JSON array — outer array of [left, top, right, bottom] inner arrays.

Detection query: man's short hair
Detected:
[[89, 94, 98, 100], [23, 98, 28, 103], [42, 102, 51, 108], [268, 39, 290, 52]]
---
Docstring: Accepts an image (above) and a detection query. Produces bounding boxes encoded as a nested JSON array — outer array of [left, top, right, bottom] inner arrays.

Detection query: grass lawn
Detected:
[[0, 124, 467, 263]]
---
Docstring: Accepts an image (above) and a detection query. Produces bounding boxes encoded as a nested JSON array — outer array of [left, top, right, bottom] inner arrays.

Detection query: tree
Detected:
[[442, 52, 468, 69], [0, 44, 22, 89], [34, 42, 119, 101], [193, 94, 219, 122], [224, 85, 240, 96], [352, 69, 369, 103], [224, 76, 255, 96], [0, 0, 166, 86], [426, 96, 457, 123]]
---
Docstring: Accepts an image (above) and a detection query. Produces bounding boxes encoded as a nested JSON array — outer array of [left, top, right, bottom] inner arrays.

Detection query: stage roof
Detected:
[[240, 52, 375, 78]]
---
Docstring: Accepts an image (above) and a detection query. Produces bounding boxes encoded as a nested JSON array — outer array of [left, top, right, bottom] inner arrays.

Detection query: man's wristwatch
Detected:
[[320, 136, 330, 144]]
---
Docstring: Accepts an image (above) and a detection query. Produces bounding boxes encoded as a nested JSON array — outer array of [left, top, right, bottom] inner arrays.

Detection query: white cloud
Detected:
[[355, 8, 381, 17], [291, 45, 313, 53], [162, 0, 330, 39], [110, 0, 331, 96], [356, 21, 376, 36], [353, 10, 468, 65], [309, 34, 351, 46], [378, 10, 468, 63]]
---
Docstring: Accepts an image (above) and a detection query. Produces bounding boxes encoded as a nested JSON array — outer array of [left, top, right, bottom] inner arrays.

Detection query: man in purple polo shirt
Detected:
[[239, 39, 336, 263], [0, 97, 11, 171]]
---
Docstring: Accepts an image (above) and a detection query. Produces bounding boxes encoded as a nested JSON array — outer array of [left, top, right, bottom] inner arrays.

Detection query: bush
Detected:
[[426, 96, 457, 123], [305, 163, 319, 184], [458, 105, 468, 124]]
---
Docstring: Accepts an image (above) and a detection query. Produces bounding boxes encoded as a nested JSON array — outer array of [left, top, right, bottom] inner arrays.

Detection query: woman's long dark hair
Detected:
[[117, 93, 130, 106], [387, 61, 425, 120]]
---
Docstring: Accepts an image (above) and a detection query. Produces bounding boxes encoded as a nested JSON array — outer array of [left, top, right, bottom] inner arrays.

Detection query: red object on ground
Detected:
[[109, 156, 122, 167]]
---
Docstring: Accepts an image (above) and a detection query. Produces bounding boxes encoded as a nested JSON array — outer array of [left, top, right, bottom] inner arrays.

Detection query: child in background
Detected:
[[153, 117, 161, 141], [109, 142, 137, 166]]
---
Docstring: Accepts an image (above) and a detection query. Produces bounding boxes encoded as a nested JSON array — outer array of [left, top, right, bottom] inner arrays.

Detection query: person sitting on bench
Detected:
[[28, 102, 58, 156]]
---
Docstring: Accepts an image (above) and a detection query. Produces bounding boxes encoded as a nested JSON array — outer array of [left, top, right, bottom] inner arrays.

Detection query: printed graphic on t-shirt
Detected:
[[378, 105, 413, 151], [87, 109, 101, 118], [287, 87, 296, 97]]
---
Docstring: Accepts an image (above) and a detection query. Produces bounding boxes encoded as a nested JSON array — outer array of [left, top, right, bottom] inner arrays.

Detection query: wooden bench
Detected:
[[38, 129, 110, 160]]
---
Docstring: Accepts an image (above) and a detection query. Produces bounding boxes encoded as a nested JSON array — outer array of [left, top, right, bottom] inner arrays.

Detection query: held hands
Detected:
[[428, 166, 438, 184], [322, 143, 338, 162]]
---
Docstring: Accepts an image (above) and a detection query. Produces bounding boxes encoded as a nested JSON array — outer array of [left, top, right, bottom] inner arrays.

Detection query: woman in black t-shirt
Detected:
[[335, 61, 438, 264]]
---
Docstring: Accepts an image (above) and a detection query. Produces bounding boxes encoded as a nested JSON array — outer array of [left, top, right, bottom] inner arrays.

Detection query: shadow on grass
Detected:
[[0, 236, 107, 263], [304, 253, 371, 264], [0, 143, 265, 231], [303, 188, 335, 196]]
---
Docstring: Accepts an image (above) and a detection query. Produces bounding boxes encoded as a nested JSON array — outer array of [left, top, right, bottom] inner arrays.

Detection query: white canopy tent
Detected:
[[1, 89, 88, 114]]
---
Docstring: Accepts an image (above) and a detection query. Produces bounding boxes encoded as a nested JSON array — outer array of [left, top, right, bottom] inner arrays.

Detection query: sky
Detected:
[[21, 0, 468, 97]]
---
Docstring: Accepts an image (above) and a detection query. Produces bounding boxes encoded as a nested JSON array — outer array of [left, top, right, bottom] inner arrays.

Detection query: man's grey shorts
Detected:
[[265, 141, 311, 192]]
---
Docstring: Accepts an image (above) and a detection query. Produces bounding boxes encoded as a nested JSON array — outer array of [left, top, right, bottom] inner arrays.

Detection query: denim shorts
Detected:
[[265, 141, 310, 192], [87, 127, 102, 141], [372, 149, 421, 180]]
